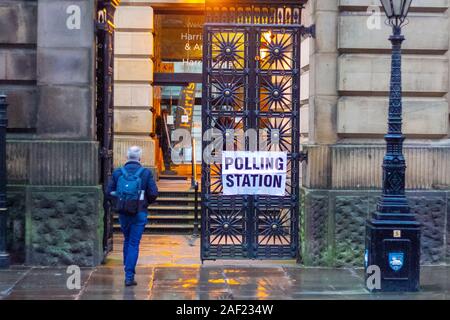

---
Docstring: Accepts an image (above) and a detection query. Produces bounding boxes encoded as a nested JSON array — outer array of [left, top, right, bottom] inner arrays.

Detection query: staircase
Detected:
[[113, 190, 200, 234]]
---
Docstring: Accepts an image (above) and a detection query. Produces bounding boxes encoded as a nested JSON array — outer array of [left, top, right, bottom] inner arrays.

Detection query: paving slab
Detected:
[[0, 236, 449, 300]]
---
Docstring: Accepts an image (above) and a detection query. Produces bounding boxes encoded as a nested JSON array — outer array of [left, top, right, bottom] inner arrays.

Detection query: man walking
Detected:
[[106, 146, 158, 286]]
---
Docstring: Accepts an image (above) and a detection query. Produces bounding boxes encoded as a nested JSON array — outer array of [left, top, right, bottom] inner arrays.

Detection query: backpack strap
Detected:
[[134, 167, 145, 178], [134, 167, 145, 193], [120, 167, 129, 178]]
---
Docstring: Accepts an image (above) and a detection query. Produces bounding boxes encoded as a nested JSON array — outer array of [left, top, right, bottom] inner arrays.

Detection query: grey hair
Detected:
[[127, 146, 142, 161]]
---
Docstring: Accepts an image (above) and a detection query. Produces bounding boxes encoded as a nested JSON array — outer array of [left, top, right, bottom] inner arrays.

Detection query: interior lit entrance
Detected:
[[152, 11, 203, 181], [153, 83, 202, 178]]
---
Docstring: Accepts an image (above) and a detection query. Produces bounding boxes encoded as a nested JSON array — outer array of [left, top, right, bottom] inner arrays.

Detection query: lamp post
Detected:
[[0, 95, 10, 268], [365, 0, 420, 292]]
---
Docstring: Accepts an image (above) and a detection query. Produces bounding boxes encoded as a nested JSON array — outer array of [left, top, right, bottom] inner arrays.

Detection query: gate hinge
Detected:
[[99, 147, 113, 159], [95, 21, 107, 32], [300, 24, 315, 39], [300, 151, 308, 163]]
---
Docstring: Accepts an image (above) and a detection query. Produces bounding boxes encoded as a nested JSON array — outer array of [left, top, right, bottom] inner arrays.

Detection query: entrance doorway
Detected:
[[97, 1, 309, 262], [143, 10, 204, 235], [152, 11, 204, 181]]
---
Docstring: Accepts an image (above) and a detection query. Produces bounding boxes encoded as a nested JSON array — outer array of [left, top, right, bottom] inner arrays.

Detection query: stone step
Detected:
[[156, 197, 196, 202], [149, 214, 196, 220], [153, 197, 197, 206], [113, 223, 196, 234], [113, 214, 198, 221], [149, 205, 195, 211], [112, 191, 201, 234]]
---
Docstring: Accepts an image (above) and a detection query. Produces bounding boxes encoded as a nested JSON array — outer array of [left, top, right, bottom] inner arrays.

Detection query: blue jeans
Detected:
[[119, 212, 147, 282]]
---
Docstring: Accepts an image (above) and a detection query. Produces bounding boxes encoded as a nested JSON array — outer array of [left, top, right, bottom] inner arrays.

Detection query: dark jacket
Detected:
[[106, 161, 158, 213]]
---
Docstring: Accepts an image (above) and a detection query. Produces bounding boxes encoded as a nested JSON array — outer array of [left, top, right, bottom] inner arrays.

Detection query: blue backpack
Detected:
[[114, 167, 145, 216]]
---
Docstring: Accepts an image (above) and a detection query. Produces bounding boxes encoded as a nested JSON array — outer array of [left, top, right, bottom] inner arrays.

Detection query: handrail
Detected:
[[191, 137, 200, 237], [191, 137, 198, 188]]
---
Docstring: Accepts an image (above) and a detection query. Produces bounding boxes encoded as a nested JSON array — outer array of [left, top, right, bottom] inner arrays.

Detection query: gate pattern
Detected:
[[201, 23, 302, 260], [96, 0, 120, 258]]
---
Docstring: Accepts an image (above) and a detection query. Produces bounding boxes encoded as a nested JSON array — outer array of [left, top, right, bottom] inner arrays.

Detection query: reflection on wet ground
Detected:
[[1, 235, 449, 300]]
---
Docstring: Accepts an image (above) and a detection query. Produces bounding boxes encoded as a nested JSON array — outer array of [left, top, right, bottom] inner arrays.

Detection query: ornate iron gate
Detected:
[[201, 8, 308, 260], [96, 0, 119, 258]]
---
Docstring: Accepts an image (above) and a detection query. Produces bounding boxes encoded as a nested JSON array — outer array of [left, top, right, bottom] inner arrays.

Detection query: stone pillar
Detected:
[[3, 0, 104, 266], [113, 2, 156, 171], [300, 0, 339, 267], [0, 0, 37, 264], [301, 0, 450, 267]]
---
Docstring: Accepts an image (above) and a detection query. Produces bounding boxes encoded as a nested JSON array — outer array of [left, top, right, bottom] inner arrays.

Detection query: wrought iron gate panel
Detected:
[[96, 0, 119, 259], [202, 23, 301, 260]]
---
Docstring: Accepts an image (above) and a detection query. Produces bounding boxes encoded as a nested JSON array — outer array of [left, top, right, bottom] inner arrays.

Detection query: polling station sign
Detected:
[[222, 151, 287, 196]]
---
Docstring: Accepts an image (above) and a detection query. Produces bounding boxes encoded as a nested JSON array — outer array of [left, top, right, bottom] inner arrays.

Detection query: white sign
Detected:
[[222, 151, 287, 196], [166, 115, 174, 125]]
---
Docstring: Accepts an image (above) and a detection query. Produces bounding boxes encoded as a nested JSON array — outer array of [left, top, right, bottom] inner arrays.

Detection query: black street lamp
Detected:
[[0, 94, 10, 268], [365, 0, 420, 292]]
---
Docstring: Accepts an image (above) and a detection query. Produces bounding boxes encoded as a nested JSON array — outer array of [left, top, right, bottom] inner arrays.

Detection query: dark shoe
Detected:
[[125, 280, 138, 287]]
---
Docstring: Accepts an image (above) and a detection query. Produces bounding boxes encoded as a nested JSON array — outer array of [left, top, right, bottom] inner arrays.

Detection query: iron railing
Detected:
[[191, 137, 200, 237], [205, 0, 308, 25]]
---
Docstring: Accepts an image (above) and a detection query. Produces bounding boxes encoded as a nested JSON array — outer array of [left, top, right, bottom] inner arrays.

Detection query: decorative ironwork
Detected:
[[211, 32, 246, 70], [209, 207, 245, 245], [205, 0, 308, 25], [259, 31, 295, 70], [202, 21, 302, 260], [96, 0, 119, 259], [259, 118, 293, 152], [374, 25, 412, 219], [260, 76, 293, 112], [365, 6, 420, 292], [210, 75, 246, 112]]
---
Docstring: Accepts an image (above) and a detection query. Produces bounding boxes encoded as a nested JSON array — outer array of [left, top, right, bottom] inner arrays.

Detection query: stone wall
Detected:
[[301, 190, 450, 267], [25, 186, 104, 266], [6, 185, 104, 266], [0, 0, 37, 131], [301, 0, 450, 267], [5, 140, 104, 266]]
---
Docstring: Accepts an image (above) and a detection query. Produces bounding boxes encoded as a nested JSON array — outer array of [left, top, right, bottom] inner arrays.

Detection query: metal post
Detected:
[[193, 181, 200, 237], [191, 137, 197, 189], [0, 95, 10, 268], [190, 136, 200, 238], [365, 26, 420, 292]]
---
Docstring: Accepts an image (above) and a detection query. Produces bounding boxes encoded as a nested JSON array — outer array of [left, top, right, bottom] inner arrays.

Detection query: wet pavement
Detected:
[[1, 235, 449, 300]]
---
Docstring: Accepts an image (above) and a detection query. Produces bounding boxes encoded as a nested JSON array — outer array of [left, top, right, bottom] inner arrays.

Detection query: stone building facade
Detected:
[[0, 0, 449, 267], [300, 0, 450, 267], [1, 0, 104, 266]]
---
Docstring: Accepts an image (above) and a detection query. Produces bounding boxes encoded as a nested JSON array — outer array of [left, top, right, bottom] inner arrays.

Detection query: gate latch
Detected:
[[299, 151, 308, 163]]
